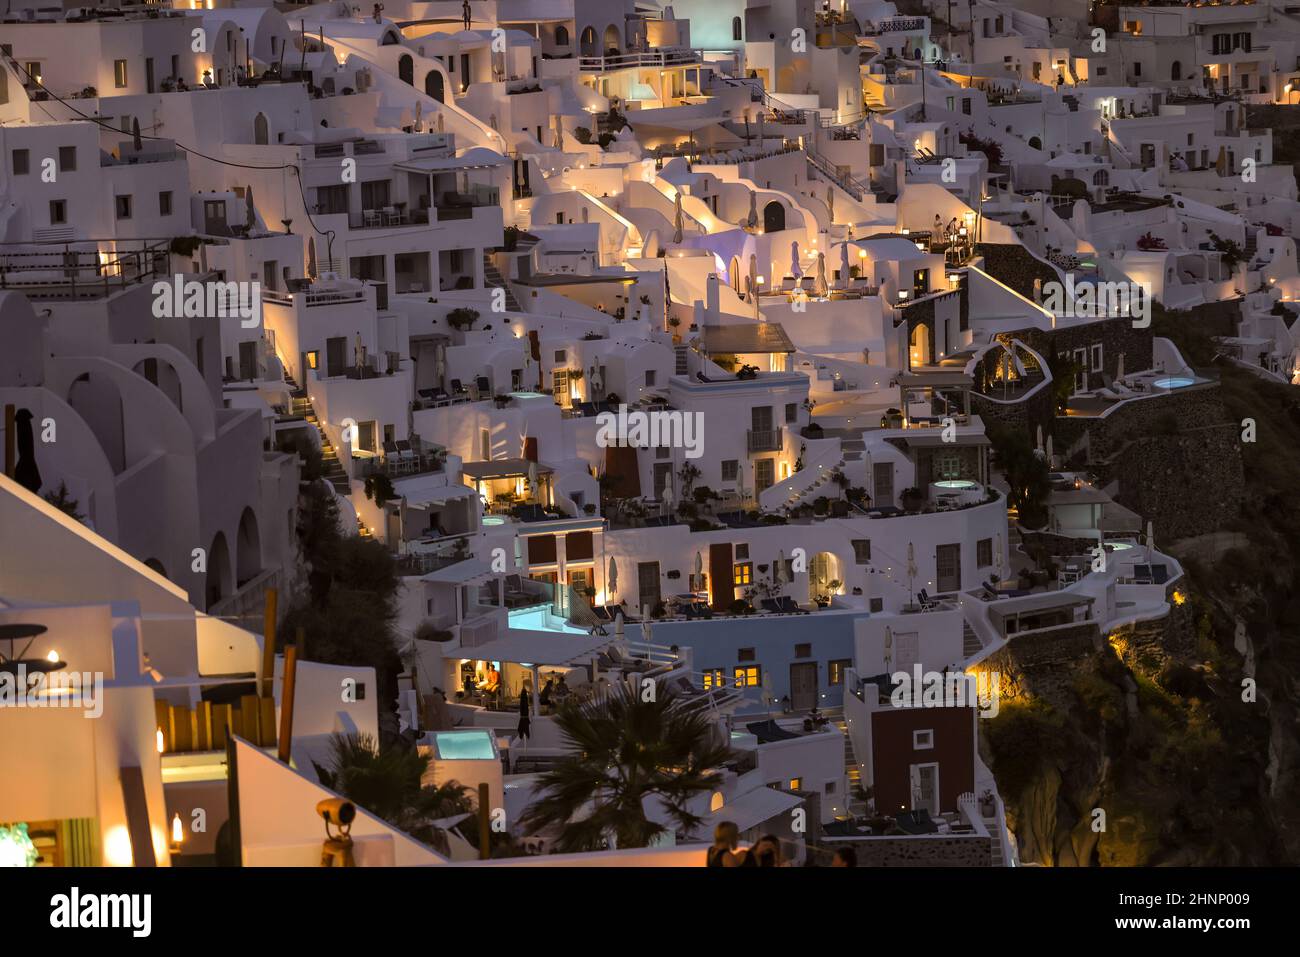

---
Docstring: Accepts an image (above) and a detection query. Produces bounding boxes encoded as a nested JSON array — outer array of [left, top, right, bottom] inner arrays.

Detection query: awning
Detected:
[[402, 484, 478, 508], [394, 148, 508, 173], [701, 322, 796, 355], [462, 459, 554, 481], [420, 560, 498, 585], [701, 786, 804, 833]]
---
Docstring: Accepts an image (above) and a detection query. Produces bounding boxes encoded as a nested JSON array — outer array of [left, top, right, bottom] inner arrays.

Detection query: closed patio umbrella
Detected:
[[413, 100, 423, 132], [884, 625, 893, 672], [1036, 424, 1043, 453], [839, 240, 851, 285], [307, 235, 318, 280], [774, 549, 787, 593], [1046, 434, 1054, 465], [608, 556, 618, 596], [527, 459, 539, 503], [245, 185, 256, 231], [826, 185, 834, 223], [1115, 352, 1125, 381], [813, 252, 828, 298], [790, 241, 802, 279], [906, 543, 917, 603], [694, 550, 703, 590], [673, 191, 684, 245], [1146, 519, 1155, 559], [747, 190, 758, 230], [614, 610, 625, 640]]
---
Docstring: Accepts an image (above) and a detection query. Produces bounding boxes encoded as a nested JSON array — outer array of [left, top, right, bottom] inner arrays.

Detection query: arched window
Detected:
[[555, 25, 569, 47], [732, 17, 742, 42], [1093, 169, 1109, 186], [1171, 60, 1182, 82], [398, 54, 414, 86], [253, 112, 269, 145], [762, 200, 786, 233], [1028, 135, 1042, 150], [425, 70, 444, 102], [580, 26, 597, 57]]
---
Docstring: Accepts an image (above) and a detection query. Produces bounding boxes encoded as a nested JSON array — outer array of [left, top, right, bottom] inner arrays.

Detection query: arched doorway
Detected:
[[580, 27, 598, 56], [602, 24, 621, 54], [808, 552, 841, 605], [732, 17, 743, 42], [909, 322, 931, 367], [398, 54, 413, 85], [253, 112, 269, 145], [554, 25, 569, 47], [67, 373, 125, 474], [1171, 60, 1182, 82], [206, 531, 233, 611], [1028, 135, 1042, 150], [762, 200, 786, 234], [425, 70, 444, 102], [235, 507, 262, 587], [729, 256, 742, 292]]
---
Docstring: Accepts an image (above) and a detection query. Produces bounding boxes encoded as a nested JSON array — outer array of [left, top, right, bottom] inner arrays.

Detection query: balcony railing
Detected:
[[747, 428, 783, 453], [578, 48, 702, 72]]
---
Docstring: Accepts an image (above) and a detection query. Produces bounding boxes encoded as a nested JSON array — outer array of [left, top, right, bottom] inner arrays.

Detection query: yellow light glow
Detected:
[[156, 728, 165, 753], [46, 650, 60, 663], [172, 813, 184, 846], [1172, 590, 1186, 606], [104, 826, 134, 867]]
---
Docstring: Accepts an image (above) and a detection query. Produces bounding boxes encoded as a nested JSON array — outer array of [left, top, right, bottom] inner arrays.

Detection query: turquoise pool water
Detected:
[[934, 479, 978, 490], [509, 606, 589, 634], [481, 516, 506, 526], [1153, 376, 1195, 390]]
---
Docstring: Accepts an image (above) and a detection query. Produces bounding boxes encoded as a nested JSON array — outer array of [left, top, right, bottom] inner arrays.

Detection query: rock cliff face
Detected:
[[979, 359, 1300, 865]]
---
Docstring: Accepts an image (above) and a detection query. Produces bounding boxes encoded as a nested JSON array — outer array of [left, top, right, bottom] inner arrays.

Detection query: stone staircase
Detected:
[[832, 714, 868, 817], [1245, 231, 1258, 265], [286, 374, 351, 496], [962, 619, 982, 659], [782, 456, 845, 508], [483, 253, 522, 312]]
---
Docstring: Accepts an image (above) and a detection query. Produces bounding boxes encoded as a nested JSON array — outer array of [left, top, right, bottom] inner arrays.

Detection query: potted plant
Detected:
[[901, 487, 925, 511], [446, 307, 480, 331]]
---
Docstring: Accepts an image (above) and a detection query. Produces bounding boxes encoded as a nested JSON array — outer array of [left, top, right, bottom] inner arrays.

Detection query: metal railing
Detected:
[[747, 428, 784, 453]]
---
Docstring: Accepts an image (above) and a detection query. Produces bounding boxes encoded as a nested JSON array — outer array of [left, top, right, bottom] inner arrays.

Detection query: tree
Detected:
[[521, 686, 734, 852], [988, 422, 1050, 530], [314, 733, 472, 848], [43, 482, 85, 522]]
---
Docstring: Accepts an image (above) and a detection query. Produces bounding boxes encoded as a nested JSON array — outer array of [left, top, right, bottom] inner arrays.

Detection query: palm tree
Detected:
[[521, 686, 735, 852], [314, 733, 473, 848]]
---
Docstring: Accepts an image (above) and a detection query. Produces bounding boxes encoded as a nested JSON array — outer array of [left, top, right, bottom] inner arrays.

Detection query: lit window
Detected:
[[788, 777, 803, 790], [733, 665, 761, 688], [828, 659, 851, 685], [702, 668, 725, 689], [733, 562, 752, 585], [114, 60, 129, 88]]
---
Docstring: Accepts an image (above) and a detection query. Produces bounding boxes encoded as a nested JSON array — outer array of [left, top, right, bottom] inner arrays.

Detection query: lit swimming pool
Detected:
[[509, 606, 589, 635], [934, 479, 979, 490], [511, 391, 546, 399], [1103, 541, 1134, 551], [481, 516, 507, 526], [1152, 376, 1195, 390]]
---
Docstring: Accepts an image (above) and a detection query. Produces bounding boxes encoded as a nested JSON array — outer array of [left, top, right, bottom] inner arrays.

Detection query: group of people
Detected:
[[515, 675, 574, 742], [707, 822, 857, 867]]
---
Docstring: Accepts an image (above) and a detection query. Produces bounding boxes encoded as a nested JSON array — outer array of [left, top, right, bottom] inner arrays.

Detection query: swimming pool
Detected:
[[509, 606, 589, 635], [1103, 541, 1134, 551], [1152, 376, 1195, 390], [934, 479, 979, 490], [481, 516, 507, 526]]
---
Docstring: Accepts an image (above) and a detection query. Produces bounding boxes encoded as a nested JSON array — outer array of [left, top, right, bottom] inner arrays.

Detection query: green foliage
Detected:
[[43, 482, 85, 522], [983, 698, 1067, 799], [520, 687, 734, 852], [364, 472, 396, 505], [987, 421, 1050, 529]]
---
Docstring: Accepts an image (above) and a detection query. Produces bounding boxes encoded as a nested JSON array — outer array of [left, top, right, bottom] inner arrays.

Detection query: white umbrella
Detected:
[[839, 240, 851, 284], [994, 533, 1004, 575], [774, 549, 787, 592], [553, 114, 564, 150], [1146, 520, 1155, 559], [413, 100, 423, 132], [614, 610, 625, 640], [641, 618, 653, 647], [790, 241, 802, 279], [1035, 424, 1044, 453], [661, 484, 674, 517], [826, 185, 835, 223], [694, 550, 703, 589], [813, 252, 828, 298], [1045, 434, 1054, 465], [607, 556, 618, 596], [673, 191, 684, 245], [747, 190, 758, 230], [527, 459, 539, 503], [748, 253, 758, 295], [437, 111, 445, 133], [1116, 352, 1125, 381]]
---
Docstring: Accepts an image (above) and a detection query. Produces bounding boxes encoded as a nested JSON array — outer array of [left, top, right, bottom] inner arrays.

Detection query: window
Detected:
[[794, 643, 811, 658], [159, 191, 172, 216], [961, 98, 972, 115], [852, 540, 871, 564], [721, 460, 738, 482], [554, 349, 566, 362], [555, 25, 569, 46], [58, 146, 75, 172], [936, 452, 962, 480], [11, 149, 28, 175], [702, 668, 725, 689], [1124, 20, 1142, 36], [732, 16, 742, 42], [828, 659, 850, 685], [826, 781, 837, 794], [24, 62, 41, 83], [114, 60, 129, 88], [1133, 61, 1142, 77], [733, 665, 761, 688], [738, 648, 755, 662], [977, 538, 993, 568], [1091, 343, 1103, 372], [645, 369, 657, 387], [735, 544, 749, 560], [115, 195, 132, 220], [913, 730, 934, 749], [733, 562, 752, 585], [788, 777, 803, 790], [49, 200, 66, 224], [785, 402, 797, 423]]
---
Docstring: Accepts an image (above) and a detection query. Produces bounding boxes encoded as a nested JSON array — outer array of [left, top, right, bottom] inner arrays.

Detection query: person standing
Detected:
[[517, 684, 532, 742]]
